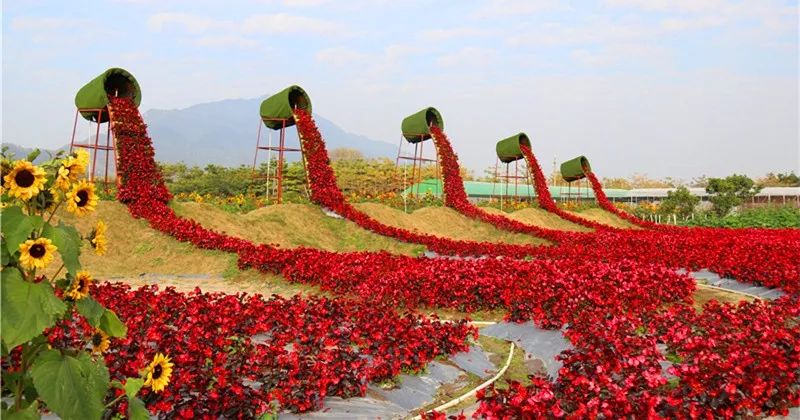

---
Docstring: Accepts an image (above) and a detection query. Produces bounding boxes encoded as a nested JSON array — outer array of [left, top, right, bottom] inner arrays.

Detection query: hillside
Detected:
[[143, 97, 396, 166]]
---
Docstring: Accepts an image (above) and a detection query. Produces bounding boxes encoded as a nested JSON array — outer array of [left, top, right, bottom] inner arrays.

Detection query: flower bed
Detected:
[[105, 96, 800, 417], [476, 296, 800, 418], [44, 283, 475, 415]]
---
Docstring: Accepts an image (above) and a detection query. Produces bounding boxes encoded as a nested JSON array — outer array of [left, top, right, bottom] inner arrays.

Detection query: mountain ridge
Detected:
[[4, 96, 397, 167]]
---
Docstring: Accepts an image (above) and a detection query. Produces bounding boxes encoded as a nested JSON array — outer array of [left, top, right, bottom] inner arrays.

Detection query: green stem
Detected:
[[45, 200, 63, 224], [104, 394, 125, 408], [50, 264, 65, 282]]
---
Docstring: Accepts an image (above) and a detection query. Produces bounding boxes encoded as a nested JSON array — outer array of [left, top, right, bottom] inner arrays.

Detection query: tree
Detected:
[[706, 174, 761, 217], [758, 171, 800, 187], [329, 148, 365, 162], [659, 186, 699, 219]]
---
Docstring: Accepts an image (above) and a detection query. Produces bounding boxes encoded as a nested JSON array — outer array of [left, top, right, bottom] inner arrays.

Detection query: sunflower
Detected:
[[90, 329, 110, 354], [65, 271, 93, 301], [65, 180, 97, 216], [55, 150, 90, 191], [88, 220, 107, 256], [18, 238, 57, 270], [4, 160, 46, 201], [143, 353, 174, 393]]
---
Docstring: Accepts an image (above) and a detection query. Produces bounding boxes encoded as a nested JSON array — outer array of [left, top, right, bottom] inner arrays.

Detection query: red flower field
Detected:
[[101, 96, 800, 417]]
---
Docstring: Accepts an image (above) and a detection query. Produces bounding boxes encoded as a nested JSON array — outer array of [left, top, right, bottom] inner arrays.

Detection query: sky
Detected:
[[2, 0, 798, 180]]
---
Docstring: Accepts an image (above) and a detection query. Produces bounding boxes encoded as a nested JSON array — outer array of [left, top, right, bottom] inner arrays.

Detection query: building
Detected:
[[402, 179, 800, 205]]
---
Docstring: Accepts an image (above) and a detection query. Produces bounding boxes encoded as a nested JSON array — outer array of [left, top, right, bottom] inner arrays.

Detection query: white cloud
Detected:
[[195, 35, 258, 48], [315, 47, 369, 67], [11, 16, 86, 31], [282, 0, 329, 6], [419, 27, 489, 41], [437, 47, 496, 67], [474, 0, 568, 17], [242, 13, 350, 36], [147, 12, 231, 34]]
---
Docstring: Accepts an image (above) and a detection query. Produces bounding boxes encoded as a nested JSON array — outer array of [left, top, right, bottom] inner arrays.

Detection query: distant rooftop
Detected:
[[402, 179, 800, 201]]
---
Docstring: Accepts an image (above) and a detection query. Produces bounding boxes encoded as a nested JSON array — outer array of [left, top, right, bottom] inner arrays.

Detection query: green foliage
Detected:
[[31, 350, 110, 420], [706, 174, 761, 217], [1, 149, 143, 419], [682, 206, 800, 228], [659, 186, 700, 219], [41, 223, 81, 276], [1, 268, 66, 349], [758, 171, 800, 187]]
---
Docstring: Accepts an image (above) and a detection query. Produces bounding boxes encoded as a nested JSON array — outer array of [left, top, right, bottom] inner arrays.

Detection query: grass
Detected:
[[353, 202, 552, 246], [570, 208, 639, 229]]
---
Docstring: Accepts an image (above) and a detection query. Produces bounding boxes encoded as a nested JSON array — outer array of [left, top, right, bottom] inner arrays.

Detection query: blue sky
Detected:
[[3, 0, 798, 179]]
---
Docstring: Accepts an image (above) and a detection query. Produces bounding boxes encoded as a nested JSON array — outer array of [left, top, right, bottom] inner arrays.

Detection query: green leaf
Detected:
[[123, 378, 144, 400], [31, 349, 109, 420], [1, 207, 42, 255], [76, 297, 105, 326], [127, 397, 150, 420], [1, 242, 11, 266], [25, 149, 41, 163], [2, 402, 41, 420], [1, 269, 67, 349], [99, 310, 127, 338], [41, 222, 81, 276]]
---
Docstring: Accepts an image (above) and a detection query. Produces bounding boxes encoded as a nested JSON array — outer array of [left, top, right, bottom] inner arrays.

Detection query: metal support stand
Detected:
[[253, 117, 306, 204], [492, 157, 532, 210], [69, 108, 117, 192], [396, 133, 439, 200]]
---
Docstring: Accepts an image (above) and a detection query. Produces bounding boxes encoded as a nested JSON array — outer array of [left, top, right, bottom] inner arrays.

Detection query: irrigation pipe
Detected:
[[695, 282, 763, 301], [419, 283, 766, 418], [411, 341, 515, 419]]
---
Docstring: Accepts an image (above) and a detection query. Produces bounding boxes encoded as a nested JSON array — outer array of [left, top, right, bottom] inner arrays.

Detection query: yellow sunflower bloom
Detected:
[[4, 160, 46, 201], [90, 329, 110, 354], [18, 238, 57, 270], [65, 180, 98, 216], [143, 353, 174, 393], [65, 270, 93, 301], [89, 220, 107, 256], [55, 151, 90, 191]]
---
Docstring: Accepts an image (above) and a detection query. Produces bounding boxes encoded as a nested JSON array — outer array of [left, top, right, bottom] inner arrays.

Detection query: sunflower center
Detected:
[[76, 190, 89, 207], [152, 364, 163, 379], [14, 169, 35, 188], [92, 333, 103, 346], [29, 244, 46, 258]]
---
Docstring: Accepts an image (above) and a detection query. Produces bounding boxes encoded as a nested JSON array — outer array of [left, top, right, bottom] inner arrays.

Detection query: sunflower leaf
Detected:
[[25, 149, 41, 163], [123, 378, 144, 400], [31, 349, 109, 420], [1, 268, 67, 349], [99, 310, 127, 338], [76, 297, 105, 326], [41, 222, 81, 276], [127, 397, 149, 420], [1, 206, 42, 255], [2, 401, 41, 420]]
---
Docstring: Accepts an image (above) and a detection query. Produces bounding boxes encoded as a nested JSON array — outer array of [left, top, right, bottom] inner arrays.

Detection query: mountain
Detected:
[[3, 143, 68, 163], [143, 97, 396, 167]]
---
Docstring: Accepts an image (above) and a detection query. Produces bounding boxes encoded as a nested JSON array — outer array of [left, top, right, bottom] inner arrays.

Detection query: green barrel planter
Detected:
[[560, 156, 592, 182], [496, 132, 531, 163], [401, 107, 444, 143], [74, 68, 141, 123], [260, 85, 312, 130]]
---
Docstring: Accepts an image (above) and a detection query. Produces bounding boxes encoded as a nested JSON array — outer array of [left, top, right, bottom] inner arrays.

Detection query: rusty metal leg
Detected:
[[90, 111, 102, 182], [103, 122, 111, 192], [69, 109, 80, 153], [276, 121, 286, 204]]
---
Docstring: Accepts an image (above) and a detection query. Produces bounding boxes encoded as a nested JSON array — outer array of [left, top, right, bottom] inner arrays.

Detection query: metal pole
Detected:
[[276, 120, 286, 204], [103, 121, 111, 192], [69, 109, 80, 153], [90, 110, 102, 182]]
